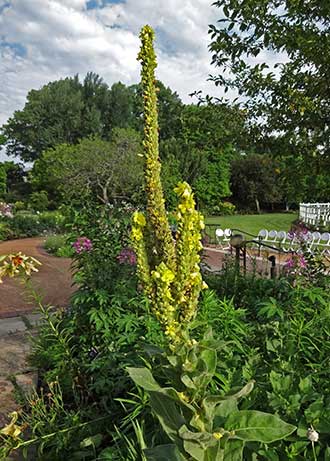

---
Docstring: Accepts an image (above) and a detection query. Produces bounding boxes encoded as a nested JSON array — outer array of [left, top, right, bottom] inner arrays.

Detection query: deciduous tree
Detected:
[[209, 0, 330, 176]]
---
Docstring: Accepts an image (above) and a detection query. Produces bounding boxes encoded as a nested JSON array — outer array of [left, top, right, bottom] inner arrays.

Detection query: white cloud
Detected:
[[0, 0, 225, 137]]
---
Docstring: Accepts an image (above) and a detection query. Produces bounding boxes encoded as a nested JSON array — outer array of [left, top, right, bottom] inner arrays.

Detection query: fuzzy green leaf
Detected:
[[144, 444, 184, 460], [225, 410, 296, 443]]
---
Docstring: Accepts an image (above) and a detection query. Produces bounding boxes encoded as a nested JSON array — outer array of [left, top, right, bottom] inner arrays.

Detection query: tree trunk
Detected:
[[255, 197, 260, 214]]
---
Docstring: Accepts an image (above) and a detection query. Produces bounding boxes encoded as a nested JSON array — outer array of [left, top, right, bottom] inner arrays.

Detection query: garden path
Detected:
[[0, 237, 74, 318]]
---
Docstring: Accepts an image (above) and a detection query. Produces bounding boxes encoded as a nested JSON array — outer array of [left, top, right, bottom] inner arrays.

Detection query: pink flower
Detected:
[[117, 247, 136, 266], [285, 258, 295, 268], [72, 237, 93, 254]]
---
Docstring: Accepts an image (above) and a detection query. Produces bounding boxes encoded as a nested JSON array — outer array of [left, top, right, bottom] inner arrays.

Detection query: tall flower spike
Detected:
[[132, 26, 206, 349], [137, 25, 176, 271]]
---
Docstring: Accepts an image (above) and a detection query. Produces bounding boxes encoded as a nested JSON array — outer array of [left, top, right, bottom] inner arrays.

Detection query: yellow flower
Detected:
[[213, 432, 223, 440], [161, 268, 175, 283], [0, 412, 22, 439], [165, 325, 177, 337], [174, 182, 191, 198], [152, 270, 160, 279], [202, 281, 208, 290], [133, 212, 147, 227], [131, 227, 143, 241], [178, 392, 190, 403]]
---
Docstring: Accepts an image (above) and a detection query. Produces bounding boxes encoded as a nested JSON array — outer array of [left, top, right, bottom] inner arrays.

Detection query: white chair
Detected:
[[320, 232, 330, 255], [215, 228, 224, 246], [257, 229, 268, 241], [223, 228, 232, 250], [277, 230, 287, 248], [267, 230, 278, 245], [254, 229, 268, 250], [310, 231, 321, 251]]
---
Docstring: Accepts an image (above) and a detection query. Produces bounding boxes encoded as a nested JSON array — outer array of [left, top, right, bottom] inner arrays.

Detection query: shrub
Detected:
[[13, 201, 26, 212], [209, 202, 236, 216], [44, 234, 74, 258], [29, 190, 49, 212], [2, 211, 66, 239], [0, 222, 13, 241]]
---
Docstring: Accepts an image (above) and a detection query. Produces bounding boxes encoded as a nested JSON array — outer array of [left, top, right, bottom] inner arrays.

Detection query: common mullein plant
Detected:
[[129, 26, 296, 461], [131, 25, 206, 349]]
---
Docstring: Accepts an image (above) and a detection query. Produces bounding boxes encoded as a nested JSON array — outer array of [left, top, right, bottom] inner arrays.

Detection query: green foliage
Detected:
[[128, 331, 295, 460], [44, 234, 73, 258], [209, 0, 330, 200], [160, 103, 245, 211], [31, 130, 143, 207], [29, 190, 49, 212], [231, 154, 282, 212], [203, 262, 330, 459], [210, 201, 236, 216], [2, 210, 65, 239], [2, 162, 29, 203], [2, 73, 108, 161], [0, 164, 7, 198], [68, 203, 134, 292], [0, 221, 13, 241]]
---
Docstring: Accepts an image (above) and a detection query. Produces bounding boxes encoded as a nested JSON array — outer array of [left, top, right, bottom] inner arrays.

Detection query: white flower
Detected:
[[307, 428, 319, 442]]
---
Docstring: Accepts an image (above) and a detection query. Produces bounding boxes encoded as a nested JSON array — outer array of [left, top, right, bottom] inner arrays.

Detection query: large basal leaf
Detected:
[[225, 410, 296, 443], [179, 425, 220, 461], [223, 440, 244, 461], [144, 444, 185, 461], [213, 399, 239, 429], [127, 367, 161, 392], [149, 391, 186, 446]]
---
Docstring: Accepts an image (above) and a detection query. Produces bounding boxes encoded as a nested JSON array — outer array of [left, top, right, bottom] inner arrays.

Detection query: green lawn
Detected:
[[205, 212, 298, 237]]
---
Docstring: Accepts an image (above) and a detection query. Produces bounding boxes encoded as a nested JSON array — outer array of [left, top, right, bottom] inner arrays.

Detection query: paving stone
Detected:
[[15, 371, 38, 397], [0, 378, 17, 425], [0, 332, 31, 376]]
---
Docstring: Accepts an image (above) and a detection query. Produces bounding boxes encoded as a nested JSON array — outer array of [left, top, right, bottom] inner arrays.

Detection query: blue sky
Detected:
[[0, 0, 222, 130]]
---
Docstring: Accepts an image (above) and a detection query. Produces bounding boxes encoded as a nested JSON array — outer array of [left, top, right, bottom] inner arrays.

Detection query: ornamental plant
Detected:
[[131, 25, 206, 348], [129, 25, 296, 461], [0, 252, 41, 282]]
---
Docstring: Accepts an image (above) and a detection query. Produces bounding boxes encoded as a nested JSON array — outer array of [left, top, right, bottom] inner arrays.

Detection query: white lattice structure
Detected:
[[299, 203, 330, 227]]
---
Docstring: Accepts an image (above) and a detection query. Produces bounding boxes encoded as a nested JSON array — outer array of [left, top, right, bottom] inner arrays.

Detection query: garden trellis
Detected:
[[299, 202, 330, 227]]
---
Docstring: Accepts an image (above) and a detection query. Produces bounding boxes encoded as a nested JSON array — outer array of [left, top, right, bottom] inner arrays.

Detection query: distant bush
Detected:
[[210, 200, 236, 216], [44, 234, 74, 258], [0, 222, 13, 241], [14, 201, 26, 211], [29, 190, 49, 212], [1, 211, 66, 240]]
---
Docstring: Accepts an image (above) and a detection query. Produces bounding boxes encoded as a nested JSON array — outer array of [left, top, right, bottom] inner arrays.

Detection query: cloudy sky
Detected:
[[0, 0, 226, 130]]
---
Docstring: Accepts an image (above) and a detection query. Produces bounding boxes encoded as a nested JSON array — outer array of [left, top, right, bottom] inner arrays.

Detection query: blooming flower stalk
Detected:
[[0, 252, 41, 283], [131, 26, 206, 348]]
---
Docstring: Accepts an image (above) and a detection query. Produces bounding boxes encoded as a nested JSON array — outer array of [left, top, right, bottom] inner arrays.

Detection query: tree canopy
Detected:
[[2, 74, 184, 162], [32, 128, 143, 206], [209, 0, 330, 164]]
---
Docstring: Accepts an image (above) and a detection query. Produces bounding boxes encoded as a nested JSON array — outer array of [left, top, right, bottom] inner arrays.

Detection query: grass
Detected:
[[205, 212, 298, 237]]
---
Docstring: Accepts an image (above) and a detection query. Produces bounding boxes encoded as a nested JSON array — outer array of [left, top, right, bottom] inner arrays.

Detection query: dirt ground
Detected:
[[0, 237, 75, 318]]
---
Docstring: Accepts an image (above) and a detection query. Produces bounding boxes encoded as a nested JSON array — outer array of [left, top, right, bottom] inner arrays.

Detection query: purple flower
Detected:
[[285, 258, 295, 268], [299, 255, 307, 268], [72, 237, 93, 254], [117, 247, 137, 266]]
